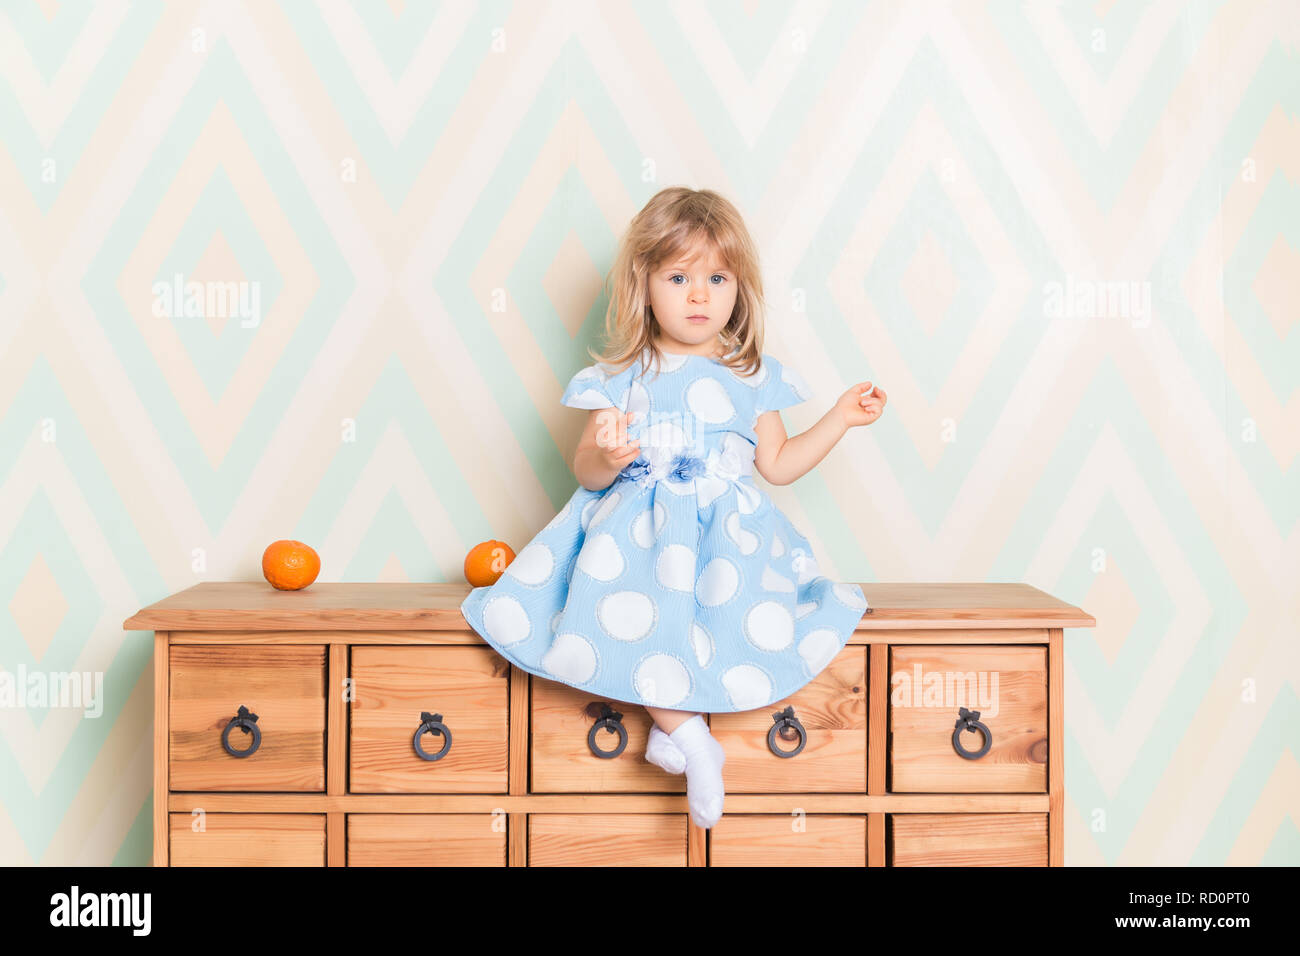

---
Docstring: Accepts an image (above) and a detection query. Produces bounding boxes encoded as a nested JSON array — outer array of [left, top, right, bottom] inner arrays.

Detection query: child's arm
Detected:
[[573, 408, 641, 491], [753, 382, 886, 486]]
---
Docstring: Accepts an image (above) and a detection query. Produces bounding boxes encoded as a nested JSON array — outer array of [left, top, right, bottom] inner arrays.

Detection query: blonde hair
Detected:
[[588, 186, 765, 381]]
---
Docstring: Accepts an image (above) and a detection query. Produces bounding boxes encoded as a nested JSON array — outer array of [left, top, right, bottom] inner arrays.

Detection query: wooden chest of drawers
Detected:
[[124, 582, 1094, 866]]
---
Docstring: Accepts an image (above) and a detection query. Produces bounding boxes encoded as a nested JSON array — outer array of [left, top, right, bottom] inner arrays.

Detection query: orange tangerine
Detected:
[[262, 539, 321, 590], [464, 539, 514, 587]]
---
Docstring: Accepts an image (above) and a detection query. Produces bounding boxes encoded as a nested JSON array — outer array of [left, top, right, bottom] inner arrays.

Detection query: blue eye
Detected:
[[669, 273, 727, 285]]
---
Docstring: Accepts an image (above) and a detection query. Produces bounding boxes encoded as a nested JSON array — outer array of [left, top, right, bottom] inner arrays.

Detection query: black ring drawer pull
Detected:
[[767, 705, 806, 758], [221, 705, 261, 758], [413, 711, 453, 761], [587, 702, 627, 758], [952, 706, 992, 759]]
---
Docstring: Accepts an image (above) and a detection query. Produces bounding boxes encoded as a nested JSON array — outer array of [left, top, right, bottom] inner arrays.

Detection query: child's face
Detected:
[[647, 242, 738, 354]]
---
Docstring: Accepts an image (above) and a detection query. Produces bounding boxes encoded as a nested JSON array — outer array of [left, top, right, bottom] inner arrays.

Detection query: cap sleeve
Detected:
[[561, 362, 628, 410], [755, 354, 811, 414]]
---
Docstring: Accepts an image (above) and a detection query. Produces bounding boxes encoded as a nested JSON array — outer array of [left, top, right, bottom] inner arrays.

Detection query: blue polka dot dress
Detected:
[[459, 346, 869, 713]]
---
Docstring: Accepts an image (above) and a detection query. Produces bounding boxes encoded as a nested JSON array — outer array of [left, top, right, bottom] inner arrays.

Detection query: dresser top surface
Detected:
[[123, 582, 1095, 631]]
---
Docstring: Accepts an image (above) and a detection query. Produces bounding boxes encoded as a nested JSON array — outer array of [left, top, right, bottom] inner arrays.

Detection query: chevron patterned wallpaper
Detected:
[[0, 0, 1295, 866]]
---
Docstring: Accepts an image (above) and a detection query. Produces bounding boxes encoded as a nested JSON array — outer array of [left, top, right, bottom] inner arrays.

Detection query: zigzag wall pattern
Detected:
[[0, 0, 1295, 866]]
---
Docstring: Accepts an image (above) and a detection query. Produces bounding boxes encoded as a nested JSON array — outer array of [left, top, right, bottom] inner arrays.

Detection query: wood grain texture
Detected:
[[867, 812, 884, 866], [165, 627, 1056, 645], [168, 645, 326, 791], [153, 634, 168, 866], [508, 661, 528, 795], [125, 582, 1095, 631], [147, 583, 1091, 866], [688, 819, 707, 866], [168, 813, 326, 866], [857, 627, 1050, 644], [168, 629, 489, 645], [349, 645, 509, 793], [327, 813, 345, 866], [528, 813, 688, 866], [508, 813, 526, 865], [347, 814, 507, 866], [1049, 628, 1064, 866], [710, 646, 867, 792], [868, 643, 888, 795], [889, 645, 1047, 793], [530, 680, 686, 793], [889, 813, 1048, 866], [327, 644, 346, 794], [166, 792, 1052, 813], [709, 814, 866, 866]]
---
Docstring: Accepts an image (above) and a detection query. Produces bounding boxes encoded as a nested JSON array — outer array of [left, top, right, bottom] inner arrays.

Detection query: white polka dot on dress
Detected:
[[589, 490, 622, 528], [797, 628, 840, 675], [760, 566, 795, 592], [596, 590, 656, 641], [832, 582, 869, 610], [655, 543, 696, 592], [685, 377, 736, 424], [543, 632, 598, 683], [696, 556, 740, 606], [690, 622, 715, 667], [577, 533, 624, 580], [655, 350, 690, 373], [629, 507, 656, 548], [744, 600, 795, 651], [635, 653, 692, 706], [724, 511, 761, 554], [544, 499, 572, 531], [736, 484, 761, 514], [505, 542, 555, 586], [722, 664, 773, 710], [482, 595, 531, 646]]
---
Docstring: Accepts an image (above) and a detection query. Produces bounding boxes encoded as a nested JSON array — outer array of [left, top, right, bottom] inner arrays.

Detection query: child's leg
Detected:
[[644, 707, 726, 828], [644, 706, 690, 774], [645, 706, 698, 733]]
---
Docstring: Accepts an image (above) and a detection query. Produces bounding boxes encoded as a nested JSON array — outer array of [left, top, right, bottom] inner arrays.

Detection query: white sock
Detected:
[[645, 724, 687, 774], [668, 714, 726, 828]]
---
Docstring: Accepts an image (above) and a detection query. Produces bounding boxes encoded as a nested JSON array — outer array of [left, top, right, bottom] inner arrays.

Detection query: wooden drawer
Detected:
[[169, 813, 326, 866], [169, 646, 326, 791], [888, 813, 1048, 866], [134, 583, 1088, 867], [711, 646, 867, 792], [350, 646, 510, 793], [528, 814, 688, 866], [347, 814, 507, 866], [710, 814, 865, 866], [530, 682, 686, 793], [889, 645, 1047, 792]]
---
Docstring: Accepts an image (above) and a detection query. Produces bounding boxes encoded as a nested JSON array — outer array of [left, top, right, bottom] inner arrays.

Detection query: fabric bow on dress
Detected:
[[620, 447, 753, 489]]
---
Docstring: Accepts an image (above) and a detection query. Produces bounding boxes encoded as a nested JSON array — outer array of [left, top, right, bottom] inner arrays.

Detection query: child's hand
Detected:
[[593, 409, 642, 469], [838, 381, 887, 429]]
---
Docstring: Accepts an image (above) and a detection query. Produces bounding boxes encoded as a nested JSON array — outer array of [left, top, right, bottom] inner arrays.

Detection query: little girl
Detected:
[[460, 186, 886, 828]]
